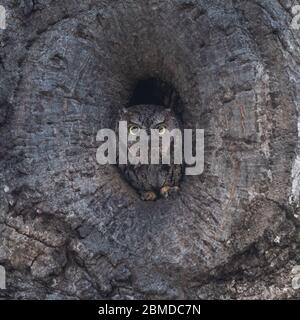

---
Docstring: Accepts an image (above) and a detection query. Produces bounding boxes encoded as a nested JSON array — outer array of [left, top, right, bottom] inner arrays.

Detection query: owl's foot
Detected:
[[141, 191, 157, 201], [160, 186, 179, 199]]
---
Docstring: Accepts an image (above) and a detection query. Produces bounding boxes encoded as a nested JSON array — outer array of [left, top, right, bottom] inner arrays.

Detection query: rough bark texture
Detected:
[[1, 0, 300, 299]]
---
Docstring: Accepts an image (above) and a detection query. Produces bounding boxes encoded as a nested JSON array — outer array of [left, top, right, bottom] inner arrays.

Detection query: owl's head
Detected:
[[117, 104, 182, 161], [118, 104, 181, 136]]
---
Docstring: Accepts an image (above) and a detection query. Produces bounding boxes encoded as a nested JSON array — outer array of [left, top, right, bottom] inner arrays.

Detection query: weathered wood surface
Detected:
[[0, 0, 300, 299]]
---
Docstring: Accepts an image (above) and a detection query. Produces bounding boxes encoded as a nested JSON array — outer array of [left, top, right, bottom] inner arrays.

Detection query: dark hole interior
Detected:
[[128, 78, 184, 114]]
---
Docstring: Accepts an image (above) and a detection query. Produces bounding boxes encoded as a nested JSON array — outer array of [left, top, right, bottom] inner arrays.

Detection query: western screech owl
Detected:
[[116, 104, 183, 201]]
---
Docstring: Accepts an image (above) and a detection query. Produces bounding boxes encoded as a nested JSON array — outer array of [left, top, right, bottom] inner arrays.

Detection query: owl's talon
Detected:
[[160, 186, 179, 199], [141, 191, 157, 201]]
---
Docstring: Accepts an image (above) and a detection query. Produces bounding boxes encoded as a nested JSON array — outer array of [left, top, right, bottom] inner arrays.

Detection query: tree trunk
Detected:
[[1, 0, 300, 299]]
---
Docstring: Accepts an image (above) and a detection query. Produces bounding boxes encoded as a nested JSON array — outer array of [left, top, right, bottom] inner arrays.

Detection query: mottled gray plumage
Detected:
[[116, 104, 183, 200]]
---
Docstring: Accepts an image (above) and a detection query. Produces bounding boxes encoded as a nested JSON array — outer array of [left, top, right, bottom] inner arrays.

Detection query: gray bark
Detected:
[[1, 0, 300, 299]]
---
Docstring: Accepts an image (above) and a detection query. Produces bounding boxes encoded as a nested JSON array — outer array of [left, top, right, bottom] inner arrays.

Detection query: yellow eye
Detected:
[[157, 124, 166, 135], [129, 125, 140, 135]]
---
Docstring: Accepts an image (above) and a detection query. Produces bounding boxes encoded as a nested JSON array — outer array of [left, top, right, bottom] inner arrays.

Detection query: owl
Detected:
[[116, 104, 183, 201]]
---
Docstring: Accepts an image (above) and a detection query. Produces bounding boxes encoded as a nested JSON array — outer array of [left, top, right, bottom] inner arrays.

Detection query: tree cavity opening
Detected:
[[128, 78, 184, 114]]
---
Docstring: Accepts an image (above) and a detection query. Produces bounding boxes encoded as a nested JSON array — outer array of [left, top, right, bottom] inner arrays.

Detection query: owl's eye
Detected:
[[157, 124, 167, 135], [129, 125, 140, 135]]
